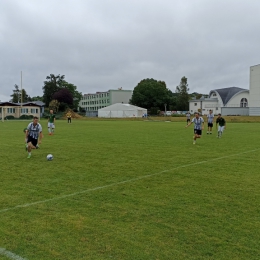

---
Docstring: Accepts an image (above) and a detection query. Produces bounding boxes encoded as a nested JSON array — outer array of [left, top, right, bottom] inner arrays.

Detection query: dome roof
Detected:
[[209, 87, 248, 106]]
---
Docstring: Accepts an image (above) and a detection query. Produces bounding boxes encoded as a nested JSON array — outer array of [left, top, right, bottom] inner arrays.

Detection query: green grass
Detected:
[[1, 119, 260, 260]]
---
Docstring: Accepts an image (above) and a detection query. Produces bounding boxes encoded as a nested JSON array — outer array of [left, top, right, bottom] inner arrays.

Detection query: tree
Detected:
[[10, 84, 20, 103], [130, 78, 172, 111], [10, 84, 31, 103], [31, 96, 43, 102], [52, 88, 73, 109], [49, 99, 60, 113], [42, 74, 65, 107], [62, 82, 82, 109], [42, 74, 82, 109], [175, 76, 190, 111]]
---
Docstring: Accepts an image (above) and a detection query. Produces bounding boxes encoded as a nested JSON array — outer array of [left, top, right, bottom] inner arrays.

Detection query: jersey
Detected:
[[186, 113, 191, 120], [66, 112, 72, 118], [207, 113, 214, 123], [48, 114, 56, 123], [216, 117, 226, 127], [27, 122, 42, 139], [192, 117, 204, 130]]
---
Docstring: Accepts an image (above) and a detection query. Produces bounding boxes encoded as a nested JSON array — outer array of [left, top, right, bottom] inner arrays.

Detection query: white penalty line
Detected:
[[0, 148, 259, 214], [0, 248, 28, 260]]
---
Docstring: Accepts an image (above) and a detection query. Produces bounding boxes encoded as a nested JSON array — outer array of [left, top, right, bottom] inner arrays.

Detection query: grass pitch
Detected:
[[0, 119, 260, 260]]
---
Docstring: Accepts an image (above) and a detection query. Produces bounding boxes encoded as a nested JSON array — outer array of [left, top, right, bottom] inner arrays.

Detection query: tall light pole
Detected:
[[164, 103, 167, 116]]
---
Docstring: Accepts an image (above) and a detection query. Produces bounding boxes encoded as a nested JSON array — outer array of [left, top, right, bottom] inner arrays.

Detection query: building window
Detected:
[[216, 107, 218, 110], [194, 103, 197, 106], [31, 108, 38, 113], [240, 98, 248, 107], [7, 108, 15, 113], [21, 108, 28, 113]]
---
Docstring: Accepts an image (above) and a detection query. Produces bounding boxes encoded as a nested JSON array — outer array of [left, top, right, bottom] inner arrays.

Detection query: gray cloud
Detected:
[[1, 0, 260, 102]]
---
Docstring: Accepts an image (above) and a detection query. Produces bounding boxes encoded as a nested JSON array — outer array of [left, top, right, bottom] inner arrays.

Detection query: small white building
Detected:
[[98, 103, 147, 118]]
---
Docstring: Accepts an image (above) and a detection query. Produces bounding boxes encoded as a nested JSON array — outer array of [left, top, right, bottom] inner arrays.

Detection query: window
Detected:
[[7, 108, 15, 113], [194, 103, 197, 106], [31, 108, 38, 113], [240, 98, 248, 107], [21, 108, 28, 113], [191, 110, 193, 112], [216, 107, 218, 110]]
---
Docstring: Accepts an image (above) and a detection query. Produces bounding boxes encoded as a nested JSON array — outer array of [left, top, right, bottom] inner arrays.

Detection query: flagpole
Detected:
[[21, 71, 23, 117]]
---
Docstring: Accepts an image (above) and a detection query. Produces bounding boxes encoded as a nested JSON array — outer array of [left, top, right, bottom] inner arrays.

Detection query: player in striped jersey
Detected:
[[185, 112, 204, 144], [25, 117, 43, 158], [207, 109, 214, 134]]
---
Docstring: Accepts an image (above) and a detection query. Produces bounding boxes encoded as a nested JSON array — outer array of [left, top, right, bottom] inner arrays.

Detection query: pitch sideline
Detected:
[[0, 248, 28, 260]]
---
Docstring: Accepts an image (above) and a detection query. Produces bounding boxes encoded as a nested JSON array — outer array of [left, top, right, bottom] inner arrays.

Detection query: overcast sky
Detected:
[[1, 0, 260, 102]]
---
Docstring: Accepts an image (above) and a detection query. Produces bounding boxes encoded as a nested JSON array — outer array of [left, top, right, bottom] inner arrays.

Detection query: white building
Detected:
[[79, 89, 133, 116], [249, 64, 260, 115], [189, 64, 260, 116]]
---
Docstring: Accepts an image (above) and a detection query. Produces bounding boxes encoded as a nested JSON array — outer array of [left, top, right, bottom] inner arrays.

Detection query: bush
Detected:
[[19, 115, 34, 120], [6, 115, 15, 120]]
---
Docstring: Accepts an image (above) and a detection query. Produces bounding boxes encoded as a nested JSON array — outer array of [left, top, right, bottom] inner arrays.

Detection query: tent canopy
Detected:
[[98, 103, 147, 118]]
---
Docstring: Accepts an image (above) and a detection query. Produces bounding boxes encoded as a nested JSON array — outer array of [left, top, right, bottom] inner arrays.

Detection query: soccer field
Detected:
[[1, 120, 260, 260]]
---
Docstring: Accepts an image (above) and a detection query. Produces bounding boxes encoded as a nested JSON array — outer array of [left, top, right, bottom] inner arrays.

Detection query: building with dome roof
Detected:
[[189, 64, 260, 116]]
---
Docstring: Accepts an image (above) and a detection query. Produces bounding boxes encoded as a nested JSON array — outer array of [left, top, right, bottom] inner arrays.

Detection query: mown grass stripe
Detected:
[[1, 148, 258, 214]]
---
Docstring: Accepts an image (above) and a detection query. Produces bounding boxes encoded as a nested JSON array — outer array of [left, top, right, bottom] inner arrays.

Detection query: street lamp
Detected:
[[164, 103, 167, 116]]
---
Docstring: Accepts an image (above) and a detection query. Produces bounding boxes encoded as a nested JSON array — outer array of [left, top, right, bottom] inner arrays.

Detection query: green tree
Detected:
[[42, 74, 65, 107], [31, 96, 43, 102], [10, 84, 20, 103], [175, 76, 190, 111], [62, 82, 82, 109], [130, 78, 172, 111], [42, 74, 82, 109], [10, 84, 31, 103]]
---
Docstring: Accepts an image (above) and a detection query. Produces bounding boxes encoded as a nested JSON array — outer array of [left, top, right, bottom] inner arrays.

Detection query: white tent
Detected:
[[98, 103, 147, 118]]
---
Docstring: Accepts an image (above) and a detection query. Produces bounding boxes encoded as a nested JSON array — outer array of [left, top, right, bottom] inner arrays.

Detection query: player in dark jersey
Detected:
[[216, 113, 226, 138]]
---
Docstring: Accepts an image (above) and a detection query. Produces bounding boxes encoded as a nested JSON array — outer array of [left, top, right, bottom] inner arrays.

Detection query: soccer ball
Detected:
[[47, 154, 53, 161]]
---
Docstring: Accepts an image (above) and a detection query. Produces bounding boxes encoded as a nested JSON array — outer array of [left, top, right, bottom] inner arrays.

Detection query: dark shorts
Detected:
[[208, 123, 213, 127], [27, 135, 38, 147], [194, 129, 202, 136], [187, 119, 190, 122]]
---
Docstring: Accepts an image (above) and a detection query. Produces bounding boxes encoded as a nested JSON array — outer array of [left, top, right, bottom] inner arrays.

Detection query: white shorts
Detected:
[[218, 126, 225, 132], [48, 123, 55, 128]]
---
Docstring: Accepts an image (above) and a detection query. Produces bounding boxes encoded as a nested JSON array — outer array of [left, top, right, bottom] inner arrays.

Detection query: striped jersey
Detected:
[[192, 117, 204, 130], [207, 113, 214, 123], [27, 122, 42, 139]]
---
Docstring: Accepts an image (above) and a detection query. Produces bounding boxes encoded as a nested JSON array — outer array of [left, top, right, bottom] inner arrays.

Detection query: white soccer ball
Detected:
[[47, 154, 53, 161]]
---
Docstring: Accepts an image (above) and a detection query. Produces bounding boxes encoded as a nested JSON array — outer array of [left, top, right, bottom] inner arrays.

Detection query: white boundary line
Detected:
[[0, 148, 259, 214], [0, 248, 28, 260]]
